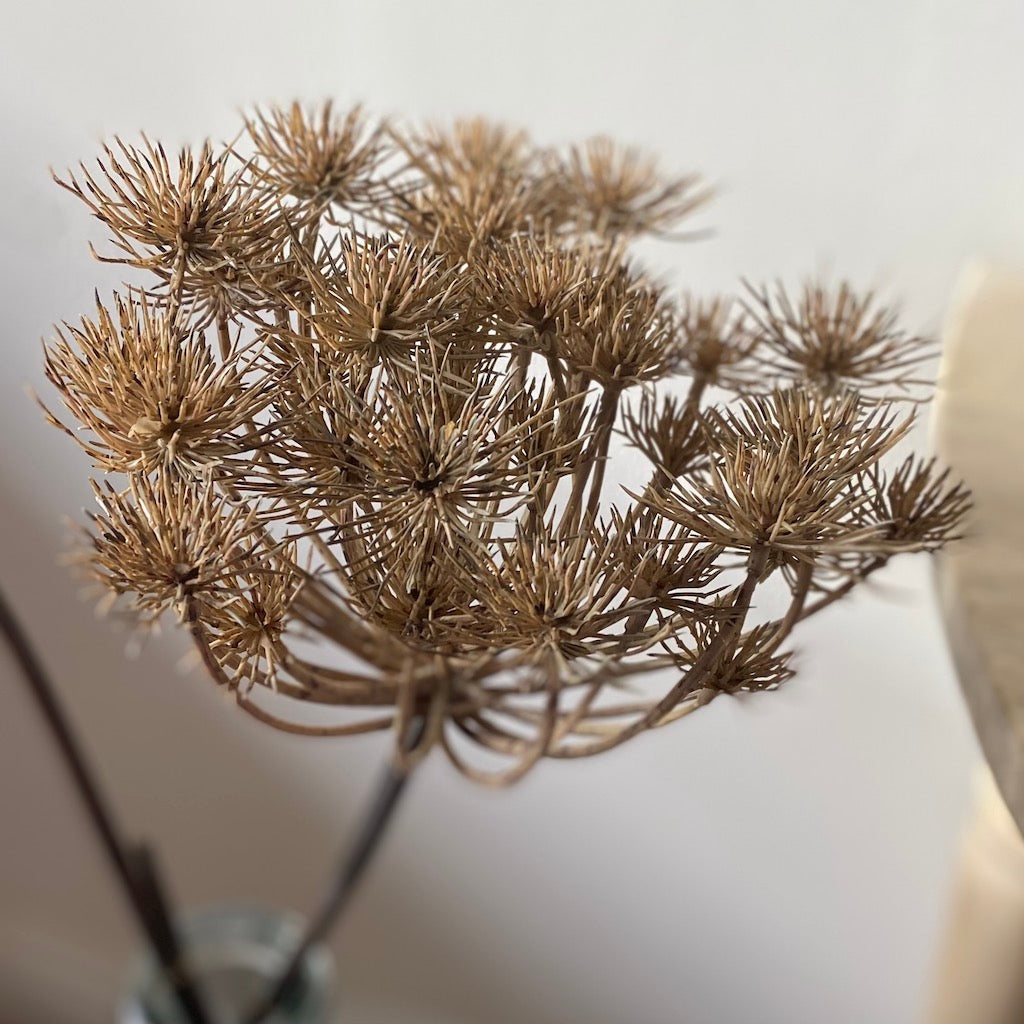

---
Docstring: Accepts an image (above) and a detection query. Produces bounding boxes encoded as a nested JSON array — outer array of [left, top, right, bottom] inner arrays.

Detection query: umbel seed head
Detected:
[[43, 100, 968, 783]]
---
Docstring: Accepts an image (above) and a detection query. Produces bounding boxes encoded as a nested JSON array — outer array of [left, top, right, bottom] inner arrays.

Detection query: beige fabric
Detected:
[[925, 265, 1024, 1022], [925, 769, 1024, 1024], [933, 265, 1024, 827]]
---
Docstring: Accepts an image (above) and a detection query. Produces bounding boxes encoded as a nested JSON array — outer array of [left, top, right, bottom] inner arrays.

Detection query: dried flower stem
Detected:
[[243, 717, 426, 1024], [0, 583, 212, 1024], [798, 556, 889, 621], [552, 544, 768, 757]]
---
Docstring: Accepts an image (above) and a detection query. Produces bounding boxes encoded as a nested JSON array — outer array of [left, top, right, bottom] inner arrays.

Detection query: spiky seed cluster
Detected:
[[865, 456, 972, 547], [245, 101, 388, 215], [43, 297, 275, 477], [675, 296, 760, 391], [44, 101, 967, 783], [297, 232, 468, 366], [621, 391, 708, 481], [83, 477, 269, 622], [744, 281, 935, 399], [562, 271, 682, 388], [650, 390, 912, 564], [478, 521, 651, 659], [471, 234, 609, 347], [677, 621, 796, 698], [56, 140, 286, 325], [549, 136, 710, 238], [201, 555, 302, 691], [389, 119, 554, 260]]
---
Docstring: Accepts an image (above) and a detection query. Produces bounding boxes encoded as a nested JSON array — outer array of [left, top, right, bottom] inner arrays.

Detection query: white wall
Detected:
[[2, 2, 1021, 1021]]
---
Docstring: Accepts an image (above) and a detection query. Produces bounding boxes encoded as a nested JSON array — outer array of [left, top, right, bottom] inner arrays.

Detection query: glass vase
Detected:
[[118, 906, 334, 1024]]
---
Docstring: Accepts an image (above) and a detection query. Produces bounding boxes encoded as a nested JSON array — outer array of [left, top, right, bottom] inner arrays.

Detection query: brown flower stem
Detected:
[[236, 695, 393, 737], [768, 560, 814, 646], [242, 717, 426, 1024], [184, 598, 392, 734], [513, 346, 531, 392], [166, 247, 187, 326], [798, 556, 888, 622], [552, 545, 767, 757], [0, 583, 212, 1024], [561, 381, 622, 530], [583, 381, 624, 523], [545, 353, 567, 402], [686, 373, 708, 408], [215, 312, 232, 361]]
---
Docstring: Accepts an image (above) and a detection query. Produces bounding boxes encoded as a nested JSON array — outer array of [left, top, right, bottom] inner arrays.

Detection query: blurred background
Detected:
[[2, 2, 1023, 1021]]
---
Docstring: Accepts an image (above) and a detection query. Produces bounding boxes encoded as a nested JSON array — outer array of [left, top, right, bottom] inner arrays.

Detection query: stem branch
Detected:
[[0, 583, 211, 1024], [243, 717, 426, 1024]]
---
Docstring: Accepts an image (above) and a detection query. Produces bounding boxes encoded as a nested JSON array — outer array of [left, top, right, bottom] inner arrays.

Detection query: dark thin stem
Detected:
[[769, 560, 814, 646], [798, 556, 888, 621], [243, 717, 426, 1024], [0, 583, 212, 1024], [216, 312, 232, 361]]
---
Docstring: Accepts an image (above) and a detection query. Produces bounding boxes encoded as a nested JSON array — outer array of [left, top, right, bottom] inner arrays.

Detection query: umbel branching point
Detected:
[[44, 102, 968, 785]]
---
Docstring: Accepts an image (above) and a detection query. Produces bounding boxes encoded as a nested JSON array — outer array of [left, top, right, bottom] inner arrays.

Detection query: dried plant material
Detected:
[[471, 233, 610, 348], [245, 101, 388, 215], [561, 270, 682, 388], [476, 518, 658, 658], [389, 118, 554, 260], [744, 281, 934, 399], [549, 136, 710, 238], [648, 389, 911, 563], [675, 621, 796, 699], [398, 118, 535, 198], [864, 455, 973, 548], [294, 231, 469, 365], [44, 297, 275, 477], [82, 476, 267, 623], [621, 391, 708, 481], [608, 506, 724, 636], [44, 101, 967, 783], [56, 139, 285, 324], [675, 295, 760, 392], [198, 553, 303, 692]]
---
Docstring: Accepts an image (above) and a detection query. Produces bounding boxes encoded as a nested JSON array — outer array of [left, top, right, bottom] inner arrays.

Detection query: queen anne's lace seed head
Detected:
[[44, 297, 277, 478], [44, 101, 968, 782]]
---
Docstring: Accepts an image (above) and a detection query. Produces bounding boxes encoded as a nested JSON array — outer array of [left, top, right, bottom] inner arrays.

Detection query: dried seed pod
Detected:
[[674, 621, 795, 699], [43, 296, 277, 478], [388, 118, 556, 260], [82, 476, 269, 623], [863, 455, 972, 549], [675, 295, 761, 392], [294, 231, 469, 366], [199, 551, 303, 691], [561, 271, 681, 388], [549, 136, 709, 238], [744, 281, 934, 399], [608, 505, 723, 620], [477, 519, 656, 658], [245, 101, 389, 216], [471, 234, 620, 345], [56, 138, 285, 323], [621, 390, 710, 480], [648, 389, 911, 561]]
